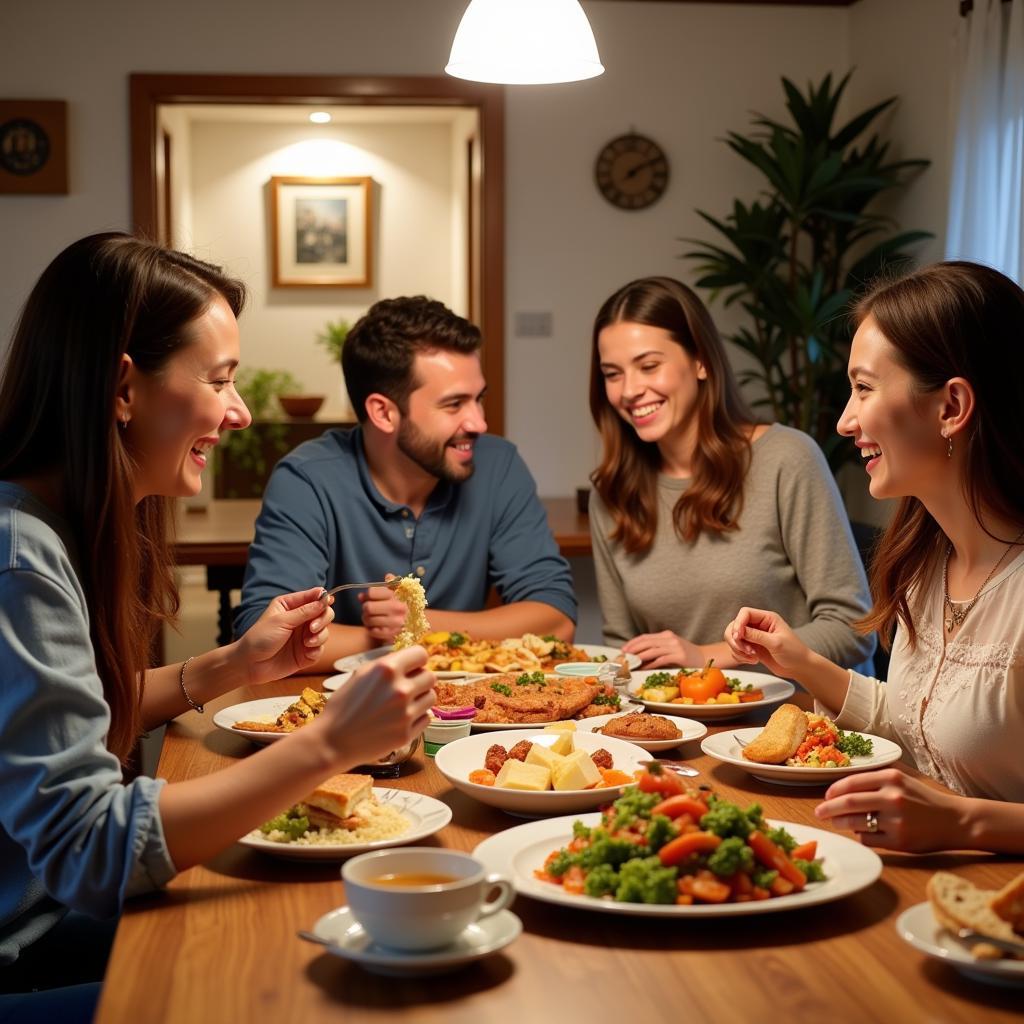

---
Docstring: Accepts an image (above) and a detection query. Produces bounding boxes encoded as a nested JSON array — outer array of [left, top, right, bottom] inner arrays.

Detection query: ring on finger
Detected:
[[864, 811, 879, 834]]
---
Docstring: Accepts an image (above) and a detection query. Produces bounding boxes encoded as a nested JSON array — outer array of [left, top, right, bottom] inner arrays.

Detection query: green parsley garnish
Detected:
[[836, 730, 874, 757], [515, 671, 547, 686]]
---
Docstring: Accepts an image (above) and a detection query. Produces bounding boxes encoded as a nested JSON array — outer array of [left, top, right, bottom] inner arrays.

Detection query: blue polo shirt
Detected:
[[234, 428, 577, 637]]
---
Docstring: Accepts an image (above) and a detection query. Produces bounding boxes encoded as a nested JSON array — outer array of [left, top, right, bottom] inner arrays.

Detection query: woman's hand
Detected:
[[318, 645, 436, 769], [814, 769, 968, 853], [622, 630, 705, 669], [359, 575, 406, 644], [723, 607, 810, 679], [235, 586, 335, 685]]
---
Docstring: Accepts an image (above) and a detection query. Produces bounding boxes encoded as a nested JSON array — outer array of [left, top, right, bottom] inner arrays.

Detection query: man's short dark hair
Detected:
[[342, 296, 482, 422]]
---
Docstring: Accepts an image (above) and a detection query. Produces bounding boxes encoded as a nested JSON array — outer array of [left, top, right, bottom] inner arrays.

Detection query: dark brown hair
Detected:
[[854, 261, 1024, 649], [0, 233, 246, 761], [589, 276, 758, 553], [342, 296, 482, 422]]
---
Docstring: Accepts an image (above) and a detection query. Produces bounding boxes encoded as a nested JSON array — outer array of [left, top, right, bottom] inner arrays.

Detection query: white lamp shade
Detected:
[[446, 0, 604, 85]]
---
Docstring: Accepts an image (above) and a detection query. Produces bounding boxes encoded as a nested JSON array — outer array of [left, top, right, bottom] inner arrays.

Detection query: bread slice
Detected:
[[989, 873, 1024, 932], [302, 773, 372, 829], [742, 703, 808, 764], [927, 871, 1023, 960]]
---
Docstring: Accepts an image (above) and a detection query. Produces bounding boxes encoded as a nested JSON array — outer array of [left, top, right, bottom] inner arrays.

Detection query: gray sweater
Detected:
[[590, 425, 876, 673]]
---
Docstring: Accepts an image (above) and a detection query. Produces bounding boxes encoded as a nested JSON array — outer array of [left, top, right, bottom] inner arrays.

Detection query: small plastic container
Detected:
[[423, 719, 471, 758]]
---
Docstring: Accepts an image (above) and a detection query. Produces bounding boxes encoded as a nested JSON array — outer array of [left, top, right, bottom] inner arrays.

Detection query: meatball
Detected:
[[484, 744, 508, 775], [507, 739, 534, 762], [591, 748, 613, 771]]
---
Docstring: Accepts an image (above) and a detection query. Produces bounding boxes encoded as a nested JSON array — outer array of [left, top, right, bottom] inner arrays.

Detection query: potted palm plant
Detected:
[[683, 72, 931, 469]]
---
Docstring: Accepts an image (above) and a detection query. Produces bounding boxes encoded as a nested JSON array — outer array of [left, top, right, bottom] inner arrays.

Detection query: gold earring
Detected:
[[941, 429, 952, 458]]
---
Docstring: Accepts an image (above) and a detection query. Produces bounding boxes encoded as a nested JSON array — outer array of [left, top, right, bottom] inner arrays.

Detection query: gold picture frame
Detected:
[[270, 175, 373, 288]]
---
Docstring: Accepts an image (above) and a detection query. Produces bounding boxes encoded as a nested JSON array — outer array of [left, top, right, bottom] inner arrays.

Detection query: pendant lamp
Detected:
[[445, 0, 604, 85]]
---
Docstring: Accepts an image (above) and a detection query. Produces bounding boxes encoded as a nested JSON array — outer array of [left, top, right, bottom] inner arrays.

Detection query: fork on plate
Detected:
[[955, 928, 1024, 957], [320, 578, 402, 600]]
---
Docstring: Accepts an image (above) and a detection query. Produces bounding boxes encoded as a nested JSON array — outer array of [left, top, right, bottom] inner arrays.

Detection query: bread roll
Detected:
[[741, 703, 807, 764]]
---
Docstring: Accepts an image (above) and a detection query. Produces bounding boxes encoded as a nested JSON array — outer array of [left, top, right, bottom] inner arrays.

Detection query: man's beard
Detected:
[[397, 419, 476, 483]]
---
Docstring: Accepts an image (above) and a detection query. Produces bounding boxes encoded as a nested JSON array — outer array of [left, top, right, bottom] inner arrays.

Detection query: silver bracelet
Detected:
[[178, 656, 204, 713]]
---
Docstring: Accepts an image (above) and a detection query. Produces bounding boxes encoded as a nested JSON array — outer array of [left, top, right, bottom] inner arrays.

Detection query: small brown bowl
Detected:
[[278, 394, 324, 419]]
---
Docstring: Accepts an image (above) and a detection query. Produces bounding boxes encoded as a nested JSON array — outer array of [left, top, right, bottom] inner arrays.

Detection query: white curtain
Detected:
[[947, 0, 1024, 283]]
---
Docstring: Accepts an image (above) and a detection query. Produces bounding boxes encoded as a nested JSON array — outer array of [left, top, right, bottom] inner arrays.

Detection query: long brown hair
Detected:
[[854, 261, 1024, 649], [0, 233, 246, 761], [589, 276, 757, 553]]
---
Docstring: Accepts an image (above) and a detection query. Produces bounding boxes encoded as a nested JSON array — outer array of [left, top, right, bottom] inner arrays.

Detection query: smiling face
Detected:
[[597, 321, 707, 453], [397, 349, 487, 483], [838, 315, 947, 501], [122, 295, 251, 502]]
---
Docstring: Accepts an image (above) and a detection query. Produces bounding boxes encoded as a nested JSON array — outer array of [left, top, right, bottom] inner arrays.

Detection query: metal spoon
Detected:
[[297, 929, 339, 949], [640, 759, 699, 778]]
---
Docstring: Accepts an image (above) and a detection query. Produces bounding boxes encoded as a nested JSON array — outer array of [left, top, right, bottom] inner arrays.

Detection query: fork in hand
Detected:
[[320, 577, 401, 600]]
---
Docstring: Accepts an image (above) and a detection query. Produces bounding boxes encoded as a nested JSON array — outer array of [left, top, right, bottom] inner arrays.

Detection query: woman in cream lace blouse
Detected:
[[724, 261, 1024, 854]]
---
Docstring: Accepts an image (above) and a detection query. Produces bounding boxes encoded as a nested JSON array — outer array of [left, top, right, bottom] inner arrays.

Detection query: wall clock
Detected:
[[594, 133, 669, 210], [0, 99, 68, 194]]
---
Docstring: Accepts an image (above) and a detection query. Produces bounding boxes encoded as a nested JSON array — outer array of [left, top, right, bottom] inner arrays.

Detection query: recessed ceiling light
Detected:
[[309, 111, 332, 124]]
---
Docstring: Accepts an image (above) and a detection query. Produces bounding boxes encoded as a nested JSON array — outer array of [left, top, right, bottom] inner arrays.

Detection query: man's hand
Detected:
[[359, 574, 407, 644]]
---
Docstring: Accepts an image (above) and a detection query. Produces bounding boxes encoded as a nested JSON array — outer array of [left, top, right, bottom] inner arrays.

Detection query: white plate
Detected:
[[334, 642, 639, 674], [700, 728, 903, 785], [310, 906, 521, 976], [214, 695, 327, 745], [577, 710, 707, 752], [434, 729, 650, 816], [897, 902, 1024, 987], [628, 669, 796, 720], [238, 789, 452, 860], [322, 671, 352, 692], [474, 815, 882, 917]]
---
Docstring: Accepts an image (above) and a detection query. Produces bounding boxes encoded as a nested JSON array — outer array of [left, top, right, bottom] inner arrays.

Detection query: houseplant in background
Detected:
[[216, 367, 301, 497], [683, 71, 931, 469], [315, 317, 354, 419], [316, 317, 351, 366]]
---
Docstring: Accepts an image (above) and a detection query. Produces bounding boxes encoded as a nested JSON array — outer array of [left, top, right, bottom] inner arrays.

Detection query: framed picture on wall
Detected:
[[269, 175, 373, 288]]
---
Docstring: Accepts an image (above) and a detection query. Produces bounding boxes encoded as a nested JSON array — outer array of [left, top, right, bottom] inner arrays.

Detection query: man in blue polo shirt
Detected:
[[234, 296, 577, 669]]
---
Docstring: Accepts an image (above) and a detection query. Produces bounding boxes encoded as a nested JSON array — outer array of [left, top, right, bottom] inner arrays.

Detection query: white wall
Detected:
[[186, 117, 459, 420], [0, 0, 960, 499]]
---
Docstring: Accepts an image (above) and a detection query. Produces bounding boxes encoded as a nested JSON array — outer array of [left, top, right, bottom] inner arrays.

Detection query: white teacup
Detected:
[[342, 847, 514, 952]]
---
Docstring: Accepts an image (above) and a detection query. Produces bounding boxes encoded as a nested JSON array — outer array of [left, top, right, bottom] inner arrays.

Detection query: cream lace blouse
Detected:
[[833, 549, 1024, 801]]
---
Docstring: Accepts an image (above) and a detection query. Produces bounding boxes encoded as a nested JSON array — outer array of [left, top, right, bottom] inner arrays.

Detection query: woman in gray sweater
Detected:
[[589, 276, 875, 674]]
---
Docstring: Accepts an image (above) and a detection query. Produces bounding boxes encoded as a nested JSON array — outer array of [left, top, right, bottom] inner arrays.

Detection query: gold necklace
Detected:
[[942, 527, 1024, 634]]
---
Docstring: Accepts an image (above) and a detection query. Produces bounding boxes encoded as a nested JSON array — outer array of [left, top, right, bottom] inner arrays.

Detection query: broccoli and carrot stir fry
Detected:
[[534, 768, 826, 906]]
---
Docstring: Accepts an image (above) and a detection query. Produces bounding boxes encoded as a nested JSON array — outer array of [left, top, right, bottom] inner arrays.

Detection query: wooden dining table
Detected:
[[95, 681, 1023, 1023]]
